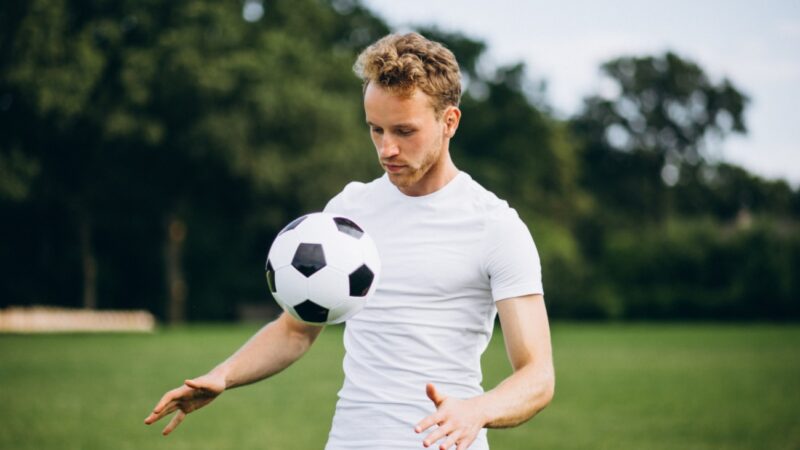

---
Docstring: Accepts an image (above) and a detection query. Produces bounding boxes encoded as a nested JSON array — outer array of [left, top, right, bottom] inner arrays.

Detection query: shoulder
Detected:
[[453, 174, 535, 262], [458, 173, 521, 226], [467, 176, 542, 299], [459, 174, 538, 258], [324, 175, 385, 214]]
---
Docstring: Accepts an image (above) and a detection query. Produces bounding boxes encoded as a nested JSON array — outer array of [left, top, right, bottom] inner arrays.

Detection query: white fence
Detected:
[[0, 306, 155, 332]]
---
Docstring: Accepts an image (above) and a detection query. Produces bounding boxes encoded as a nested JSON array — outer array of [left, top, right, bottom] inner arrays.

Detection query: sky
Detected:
[[362, 0, 800, 187]]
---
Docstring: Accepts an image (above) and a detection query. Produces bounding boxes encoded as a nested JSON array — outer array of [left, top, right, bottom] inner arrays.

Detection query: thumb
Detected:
[[185, 375, 224, 394], [425, 383, 446, 406], [184, 378, 202, 389]]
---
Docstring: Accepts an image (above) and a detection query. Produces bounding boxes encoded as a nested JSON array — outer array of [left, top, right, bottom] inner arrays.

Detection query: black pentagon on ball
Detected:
[[265, 260, 277, 294], [349, 264, 374, 297], [278, 215, 307, 236], [294, 299, 329, 323], [333, 217, 364, 239], [292, 243, 326, 277]]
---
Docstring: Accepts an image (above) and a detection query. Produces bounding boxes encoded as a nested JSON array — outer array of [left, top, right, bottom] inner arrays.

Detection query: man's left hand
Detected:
[[415, 383, 486, 450]]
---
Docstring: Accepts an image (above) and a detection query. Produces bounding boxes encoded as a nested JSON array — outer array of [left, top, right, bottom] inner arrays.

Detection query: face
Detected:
[[364, 83, 459, 195]]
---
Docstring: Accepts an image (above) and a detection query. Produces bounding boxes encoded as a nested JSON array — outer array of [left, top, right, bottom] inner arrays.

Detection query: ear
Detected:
[[442, 106, 461, 138]]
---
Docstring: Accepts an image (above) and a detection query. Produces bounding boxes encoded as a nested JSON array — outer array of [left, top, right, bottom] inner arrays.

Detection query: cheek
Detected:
[[410, 132, 434, 152], [420, 131, 442, 155]]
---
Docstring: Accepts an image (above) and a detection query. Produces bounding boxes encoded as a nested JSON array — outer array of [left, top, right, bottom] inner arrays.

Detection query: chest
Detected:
[[357, 204, 489, 296]]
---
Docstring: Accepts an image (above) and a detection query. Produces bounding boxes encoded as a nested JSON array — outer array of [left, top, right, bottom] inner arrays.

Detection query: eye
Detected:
[[370, 126, 383, 135], [396, 129, 415, 136]]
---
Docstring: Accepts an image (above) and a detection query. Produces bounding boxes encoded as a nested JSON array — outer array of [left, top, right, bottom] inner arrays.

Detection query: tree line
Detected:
[[1, 0, 798, 322]]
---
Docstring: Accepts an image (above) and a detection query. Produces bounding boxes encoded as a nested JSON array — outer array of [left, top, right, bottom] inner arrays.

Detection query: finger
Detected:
[[162, 409, 186, 436], [423, 425, 451, 448], [149, 394, 174, 418], [456, 435, 476, 450], [184, 378, 205, 390], [144, 400, 178, 424], [185, 376, 224, 394], [415, 412, 442, 433], [455, 428, 480, 450], [439, 430, 462, 450], [184, 377, 216, 391], [426, 383, 446, 406], [152, 386, 189, 414]]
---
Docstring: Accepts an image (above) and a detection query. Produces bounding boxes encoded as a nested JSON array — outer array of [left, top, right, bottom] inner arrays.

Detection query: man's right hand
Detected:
[[144, 372, 226, 435]]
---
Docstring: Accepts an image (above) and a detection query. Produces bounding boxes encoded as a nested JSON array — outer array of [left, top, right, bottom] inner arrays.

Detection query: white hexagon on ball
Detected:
[[266, 229, 300, 269], [272, 265, 309, 308], [307, 267, 348, 311], [265, 212, 381, 325]]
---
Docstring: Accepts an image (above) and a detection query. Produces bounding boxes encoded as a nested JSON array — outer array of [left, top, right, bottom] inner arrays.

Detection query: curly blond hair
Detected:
[[354, 33, 461, 116]]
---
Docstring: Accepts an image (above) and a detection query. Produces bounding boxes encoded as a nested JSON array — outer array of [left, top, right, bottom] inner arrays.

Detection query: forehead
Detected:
[[363, 84, 437, 125]]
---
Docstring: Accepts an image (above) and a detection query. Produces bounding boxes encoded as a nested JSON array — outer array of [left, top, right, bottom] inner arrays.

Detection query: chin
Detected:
[[387, 171, 420, 189], [387, 175, 410, 188]]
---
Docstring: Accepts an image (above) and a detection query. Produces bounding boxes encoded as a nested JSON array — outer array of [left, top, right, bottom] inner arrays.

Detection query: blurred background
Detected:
[[2, 0, 797, 323], [1, 2, 799, 449]]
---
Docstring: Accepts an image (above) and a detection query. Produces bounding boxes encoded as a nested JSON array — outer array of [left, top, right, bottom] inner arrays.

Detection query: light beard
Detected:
[[385, 142, 442, 190]]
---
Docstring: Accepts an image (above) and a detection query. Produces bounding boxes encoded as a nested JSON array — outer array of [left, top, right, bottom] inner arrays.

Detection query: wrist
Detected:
[[471, 394, 493, 428], [208, 364, 232, 391]]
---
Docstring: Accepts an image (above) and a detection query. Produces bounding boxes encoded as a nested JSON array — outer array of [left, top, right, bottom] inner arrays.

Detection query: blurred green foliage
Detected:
[[0, 0, 797, 321], [590, 219, 800, 319]]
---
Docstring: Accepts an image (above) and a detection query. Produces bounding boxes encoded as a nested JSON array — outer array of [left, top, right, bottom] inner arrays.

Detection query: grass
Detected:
[[0, 323, 798, 449]]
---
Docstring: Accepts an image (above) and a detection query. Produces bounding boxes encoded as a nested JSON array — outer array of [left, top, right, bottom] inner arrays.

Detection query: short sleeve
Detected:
[[324, 181, 364, 215], [483, 210, 543, 302], [324, 191, 344, 214]]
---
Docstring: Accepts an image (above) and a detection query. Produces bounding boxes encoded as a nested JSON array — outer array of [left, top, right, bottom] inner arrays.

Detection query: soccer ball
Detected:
[[265, 212, 380, 325]]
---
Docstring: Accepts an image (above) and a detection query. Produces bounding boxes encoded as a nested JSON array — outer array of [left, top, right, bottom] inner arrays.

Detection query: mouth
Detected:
[[383, 163, 406, 174]]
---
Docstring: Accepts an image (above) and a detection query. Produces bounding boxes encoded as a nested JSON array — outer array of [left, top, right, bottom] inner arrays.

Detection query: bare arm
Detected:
[[144, 313, 322, 435], [480, 293, 555, 427], [416, 294, 555, 449], [212, 312, 323, 389]]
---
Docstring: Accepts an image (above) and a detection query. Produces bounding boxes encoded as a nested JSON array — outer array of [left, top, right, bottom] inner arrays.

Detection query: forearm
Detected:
[[209, 313, 322, 390], [479, 294, 554, 428], [477, 360, 555, 429]]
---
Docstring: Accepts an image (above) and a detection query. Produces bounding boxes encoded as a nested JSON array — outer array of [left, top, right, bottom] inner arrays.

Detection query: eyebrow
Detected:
[[366, 121, 416, 128]]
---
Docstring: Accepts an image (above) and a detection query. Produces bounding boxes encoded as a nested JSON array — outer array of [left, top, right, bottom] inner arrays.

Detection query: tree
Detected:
[[576, 52, 747, 167], [671, 163, 798, 220], [0, 0, 390, 321], [571, 51, 749, 222], [1, 0, 126, 310]]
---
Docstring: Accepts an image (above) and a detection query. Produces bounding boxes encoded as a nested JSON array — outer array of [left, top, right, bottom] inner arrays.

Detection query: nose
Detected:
[[377, 135, 400, 159]]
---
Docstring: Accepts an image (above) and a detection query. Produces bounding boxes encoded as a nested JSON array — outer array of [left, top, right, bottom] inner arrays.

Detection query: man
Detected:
[[145, 33, 554, 450]]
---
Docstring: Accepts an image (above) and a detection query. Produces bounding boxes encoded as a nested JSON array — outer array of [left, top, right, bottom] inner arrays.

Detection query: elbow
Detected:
[[541, 371, 555, 408], [518, 369, 555, 426], [289, 324, 322, 352], [279, 313, 323, 350], [519, 364, 556, 422], [530, 367, 555, 414]]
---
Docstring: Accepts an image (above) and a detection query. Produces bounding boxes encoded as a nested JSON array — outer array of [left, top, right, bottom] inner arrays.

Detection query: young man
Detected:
[[144, 33, 554, 450]]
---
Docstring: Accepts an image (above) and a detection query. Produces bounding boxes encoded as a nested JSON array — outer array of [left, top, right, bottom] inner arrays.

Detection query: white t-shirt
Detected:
[[323, 172, 543, 450]]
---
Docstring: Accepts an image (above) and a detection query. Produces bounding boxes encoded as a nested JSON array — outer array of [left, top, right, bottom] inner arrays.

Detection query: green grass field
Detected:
[[1, 323, 798, 449]]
